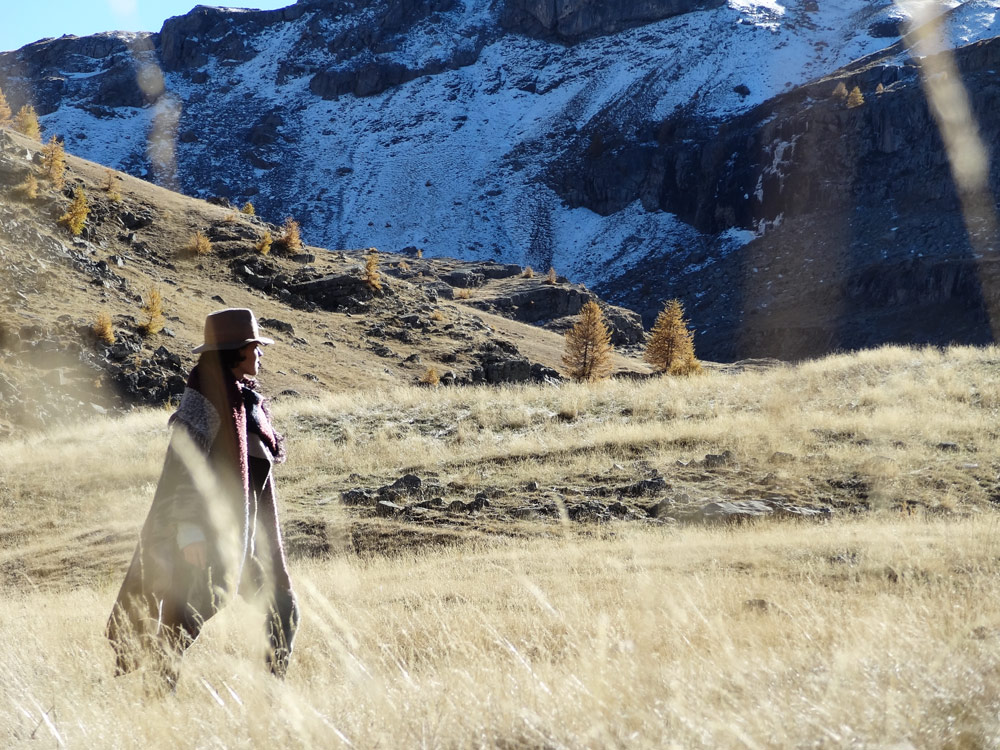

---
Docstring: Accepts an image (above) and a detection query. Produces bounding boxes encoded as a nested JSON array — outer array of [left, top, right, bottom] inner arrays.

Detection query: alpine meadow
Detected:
[[5, 0, 1000, 747]]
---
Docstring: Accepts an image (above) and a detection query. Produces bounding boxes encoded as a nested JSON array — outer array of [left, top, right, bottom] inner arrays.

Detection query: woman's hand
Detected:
[[182, 541, 208, 569]]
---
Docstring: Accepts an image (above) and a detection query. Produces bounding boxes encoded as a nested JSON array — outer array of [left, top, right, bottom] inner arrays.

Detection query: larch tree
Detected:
[[41, 136, 67, 189], [13, 105, 40, 140], [562, 300, 614, 382], [58, 187, 89, 236], [644, 298, 701, 376], [0, 87, 11, 127]]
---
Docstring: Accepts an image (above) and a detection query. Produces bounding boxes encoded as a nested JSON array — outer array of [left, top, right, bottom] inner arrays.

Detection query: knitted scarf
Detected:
[[242, 381, 285, 464], [171, 362, 250, 504]]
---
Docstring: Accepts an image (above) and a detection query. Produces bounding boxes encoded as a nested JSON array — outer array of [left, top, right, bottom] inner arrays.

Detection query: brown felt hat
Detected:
[[192, 308, 274, 353]]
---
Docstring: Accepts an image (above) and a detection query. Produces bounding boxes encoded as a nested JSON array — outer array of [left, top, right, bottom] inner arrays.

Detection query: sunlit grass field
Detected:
[[6, 519, 1000, 748], [3, 344, 1000, 747]]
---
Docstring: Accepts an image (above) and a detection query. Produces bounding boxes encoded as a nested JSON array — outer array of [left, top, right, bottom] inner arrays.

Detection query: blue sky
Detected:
[[2, 1, 295, 53]]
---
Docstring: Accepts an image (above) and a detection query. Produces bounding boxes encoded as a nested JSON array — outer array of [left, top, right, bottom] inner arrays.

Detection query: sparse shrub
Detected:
[[364, 252, 383, 291], [644, 298, 701, 376], [102, 169, 123, 202], [455, 288, 473, 300], [562, 300, 614, 382], [138, 285, 165, 336], [93, 310, 115, 345], [41, 136, 66, 189], [397, 260, 410, 271], [522, 266, 534, 279], [223, 211, 238, 224], [13, 173, 38, 200], [545, 266, 557, 285], [58, 187, 89, 236], [847, 86, 865, 109], [557, 405, 578, 422], [416, 248, 423, 259], [183, 231, 212, 256], [832, 81, 848, 100], [240, 201, 255, 216], [0, 87, 11, 127], [430, 310, 445, 322], [256, 230, 273, 255], [421, 367, 440, 386], [13, 104, 40, 140], [273, 217, 302, 252]]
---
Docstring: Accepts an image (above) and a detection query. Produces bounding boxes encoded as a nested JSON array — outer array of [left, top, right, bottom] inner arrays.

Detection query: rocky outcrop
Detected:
[[500, 0, 726, 42], [0, 33, 159, 114], [159, 4, 307, 71]]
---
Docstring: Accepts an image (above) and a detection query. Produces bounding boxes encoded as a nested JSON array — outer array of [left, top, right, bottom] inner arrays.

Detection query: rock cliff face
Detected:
[[499, 0, 724, 42], [580, 37, 1000, 359]]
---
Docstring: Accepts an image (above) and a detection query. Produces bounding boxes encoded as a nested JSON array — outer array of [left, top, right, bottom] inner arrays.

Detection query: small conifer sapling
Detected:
[[364, 252, 383, 291], [545, 266, 558, 285], [421, 367, 440, 386], [256, 230, 273, 255], [562, 300, 614, 382], [59, 187, 89, 236], [42, 136, 67, 189], [0, 87, 11, 127], [241, 201, 255, 216], [93, 311, 115, 345], [847, 86, 865, 109], [274, 217, 302, 252], [14, 105, 40, 140], [138, 285, 165, 336], [183, 231, 212, 256]]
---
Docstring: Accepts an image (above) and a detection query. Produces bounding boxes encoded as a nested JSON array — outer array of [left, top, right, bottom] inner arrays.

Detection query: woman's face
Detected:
[[233, 343, 262, 380]]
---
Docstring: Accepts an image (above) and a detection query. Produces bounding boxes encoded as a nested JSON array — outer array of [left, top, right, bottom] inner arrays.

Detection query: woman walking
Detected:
[[107, 308, 299, 688]]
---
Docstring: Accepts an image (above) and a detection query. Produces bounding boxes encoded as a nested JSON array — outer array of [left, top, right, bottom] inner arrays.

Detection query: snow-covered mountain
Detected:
[[3, 0, 1000, 359]]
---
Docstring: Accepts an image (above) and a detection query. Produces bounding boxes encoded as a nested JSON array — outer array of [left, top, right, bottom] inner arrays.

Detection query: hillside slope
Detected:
[[0, 126, 648, 433]]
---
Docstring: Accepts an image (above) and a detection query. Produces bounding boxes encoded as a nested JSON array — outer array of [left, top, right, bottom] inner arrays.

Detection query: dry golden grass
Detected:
[[4, 518, 1000, 747], [3, 345, 1000, 745], [12, 173, 38, 200]]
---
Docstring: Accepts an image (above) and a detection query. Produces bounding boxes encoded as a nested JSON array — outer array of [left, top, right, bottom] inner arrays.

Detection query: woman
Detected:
[[107, 308, 299, 687]]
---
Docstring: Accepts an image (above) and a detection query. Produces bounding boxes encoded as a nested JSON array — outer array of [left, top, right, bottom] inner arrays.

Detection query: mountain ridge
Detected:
[[2, 0, 1000, 359]]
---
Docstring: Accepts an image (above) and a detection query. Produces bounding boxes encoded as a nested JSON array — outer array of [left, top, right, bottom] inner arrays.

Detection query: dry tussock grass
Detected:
[[4, 345, 1000, 745], [274, 344, 1000, 512], [4, 519, 1000, 747]]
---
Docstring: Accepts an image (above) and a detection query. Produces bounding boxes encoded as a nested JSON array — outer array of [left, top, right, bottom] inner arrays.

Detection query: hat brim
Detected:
[[192, 336, 274, 354]]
